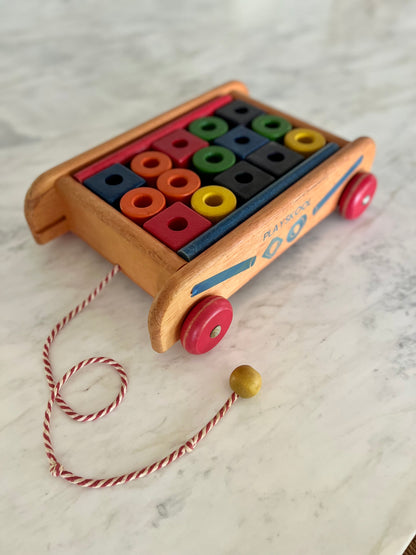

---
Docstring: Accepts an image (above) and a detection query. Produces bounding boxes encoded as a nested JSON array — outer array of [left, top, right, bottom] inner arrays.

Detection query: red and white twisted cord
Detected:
[[42, 264, 239, 488]]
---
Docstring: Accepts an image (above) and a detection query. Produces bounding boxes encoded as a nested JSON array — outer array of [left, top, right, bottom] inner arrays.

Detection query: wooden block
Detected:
[[214, 160, 274, 203], [178, 143, 340, 261], [215, 99, 263, 127], [74, 95, 233, 183], [156, 168, 200, 205], [192, 145, 236, 180], [120, 187, 166, 225], [84, 164, 146, 207], [251, 114, 292, 141], [143, 202, 212, 251], [191, 185, 237, 223], [152, 129, 208, 168], [188, 116, 229, 142], [284, 128, 326, 157], [130, 151, 172, 185], [213, 125, 268, 159], [247, 142, 304, 178]]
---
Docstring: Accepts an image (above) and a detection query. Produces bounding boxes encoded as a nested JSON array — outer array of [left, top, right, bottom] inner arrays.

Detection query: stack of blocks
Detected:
[[79, 96, 332, 261]]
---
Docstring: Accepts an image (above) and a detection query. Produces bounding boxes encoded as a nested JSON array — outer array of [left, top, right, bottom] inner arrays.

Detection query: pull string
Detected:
[[43, 264, 122, 421], [42, 264, 257, 488]]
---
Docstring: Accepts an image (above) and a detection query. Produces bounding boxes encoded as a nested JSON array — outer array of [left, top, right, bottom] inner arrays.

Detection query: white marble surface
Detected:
[[1, 1, 416, 553]]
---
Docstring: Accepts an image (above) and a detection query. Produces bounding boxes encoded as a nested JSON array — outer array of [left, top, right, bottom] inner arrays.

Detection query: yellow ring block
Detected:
[[191, 185, 237, 223], [284, 128, 326, 156]]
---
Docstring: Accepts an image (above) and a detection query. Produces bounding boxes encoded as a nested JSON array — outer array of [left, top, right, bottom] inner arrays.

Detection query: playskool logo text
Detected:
[[262, 200, 310, 241]]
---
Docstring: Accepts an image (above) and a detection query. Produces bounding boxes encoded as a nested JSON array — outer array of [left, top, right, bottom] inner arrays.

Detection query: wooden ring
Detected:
[[120, 187, 166, 225], [157, 169, 201, 204], [284, 128, 326, 156], [130, 151, 172, 184]]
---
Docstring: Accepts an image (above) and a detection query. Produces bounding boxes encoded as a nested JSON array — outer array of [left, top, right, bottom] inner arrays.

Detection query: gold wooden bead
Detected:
[[229, 365, 262, 398]]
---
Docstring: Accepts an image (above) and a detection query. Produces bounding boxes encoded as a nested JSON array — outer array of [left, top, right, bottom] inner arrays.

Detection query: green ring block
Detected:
[[192, 145, 236, 175], [251, 114, 292, 141], [188, 116, 229, 142]]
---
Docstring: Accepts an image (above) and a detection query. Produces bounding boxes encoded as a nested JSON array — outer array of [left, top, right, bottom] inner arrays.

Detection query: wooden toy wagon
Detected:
[[25, 81, 377, 354]]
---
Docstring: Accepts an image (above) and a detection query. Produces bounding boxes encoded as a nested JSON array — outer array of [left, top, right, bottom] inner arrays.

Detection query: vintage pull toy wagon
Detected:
[[25, 81, 377, 354]]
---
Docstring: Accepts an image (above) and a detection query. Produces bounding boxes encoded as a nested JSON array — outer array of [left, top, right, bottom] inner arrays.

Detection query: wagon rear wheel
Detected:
[[339, 172, 377, 219], [180, 296, 233, 354]]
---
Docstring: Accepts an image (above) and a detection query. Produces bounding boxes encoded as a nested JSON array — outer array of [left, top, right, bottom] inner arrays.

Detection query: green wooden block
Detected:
[[188, 116, 229, 142], [251, 114, 292, 141], [192, 145, 236, 176]]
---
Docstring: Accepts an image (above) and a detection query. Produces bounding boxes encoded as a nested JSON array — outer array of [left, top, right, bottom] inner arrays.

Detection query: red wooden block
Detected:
[[74, 95, 232, 183], [152, 129, 208, 168], [143, 202, 211, 251]]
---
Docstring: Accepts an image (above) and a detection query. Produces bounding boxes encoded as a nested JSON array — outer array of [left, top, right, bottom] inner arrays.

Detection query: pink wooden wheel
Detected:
[[339, 172, 377, 219], [180, 296, 233, 354]]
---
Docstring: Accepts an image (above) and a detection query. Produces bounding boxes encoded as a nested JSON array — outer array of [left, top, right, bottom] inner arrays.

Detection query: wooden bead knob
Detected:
[[229, 365, 262, 398]]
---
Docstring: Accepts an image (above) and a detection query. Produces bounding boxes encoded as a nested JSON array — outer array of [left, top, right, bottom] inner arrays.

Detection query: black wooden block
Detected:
[[247, 142, 304, 178], [214, 161, 274, 203], [215, 100, 263, 127]]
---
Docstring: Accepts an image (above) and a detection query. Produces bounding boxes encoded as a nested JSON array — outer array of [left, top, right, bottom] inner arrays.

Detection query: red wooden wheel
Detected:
[[339, 172, 377, 219], [180, 296, 233, 354]]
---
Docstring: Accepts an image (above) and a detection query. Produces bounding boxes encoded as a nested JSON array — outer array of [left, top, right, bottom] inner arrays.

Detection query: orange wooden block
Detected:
[[120, 187, 166, 225], [130, 151, 172, 185], [156, 168, 201, 204]]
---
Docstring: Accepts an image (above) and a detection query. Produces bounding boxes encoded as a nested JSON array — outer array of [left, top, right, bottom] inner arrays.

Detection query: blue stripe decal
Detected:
[[191, 256, 257, 297], [312, 155, 363, 215], [178, 142, 340, 261]]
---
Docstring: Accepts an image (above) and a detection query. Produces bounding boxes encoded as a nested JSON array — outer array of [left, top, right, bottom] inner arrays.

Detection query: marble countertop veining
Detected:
[[1, 1, 416, 553]]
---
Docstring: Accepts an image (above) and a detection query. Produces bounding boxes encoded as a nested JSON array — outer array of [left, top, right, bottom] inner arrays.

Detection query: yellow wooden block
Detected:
[[284, 128, 326, 156], [191, 185, 237, 223]]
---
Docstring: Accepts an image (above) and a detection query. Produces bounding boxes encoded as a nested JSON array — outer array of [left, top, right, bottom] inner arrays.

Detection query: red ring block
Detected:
[[152, 129, 208, 168], [143, 202, 211, 251]]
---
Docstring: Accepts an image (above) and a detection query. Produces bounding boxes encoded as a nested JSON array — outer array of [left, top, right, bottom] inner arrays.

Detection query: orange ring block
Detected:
[[130, 151, 172, 185], [120, 187, 166, 225], [156, 168, 201, 204]]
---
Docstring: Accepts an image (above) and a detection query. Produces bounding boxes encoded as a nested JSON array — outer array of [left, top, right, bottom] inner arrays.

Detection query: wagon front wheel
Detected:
[[180, 296, 233, 354], [339, 172, 377, 219]]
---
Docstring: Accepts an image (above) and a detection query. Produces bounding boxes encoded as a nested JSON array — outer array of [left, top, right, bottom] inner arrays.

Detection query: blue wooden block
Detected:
[[214, 160, 274, 203], [247, 142, 304, 178], [215, 100, 263, 127], [213, 125, 268, 159], [83, 164, 146, 207], [178, 143, 340, 261]]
